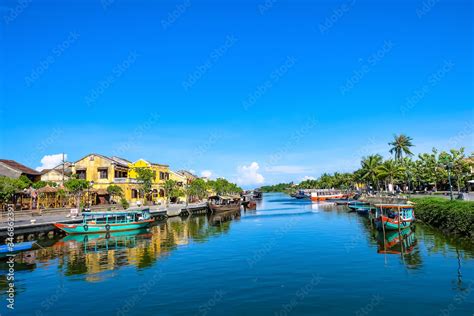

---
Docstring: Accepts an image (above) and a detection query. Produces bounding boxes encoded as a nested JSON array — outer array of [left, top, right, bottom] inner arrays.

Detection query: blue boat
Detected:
[[347, 201, 370, 211], [0, 241, 36, 254], [54, 209, 153, 234]]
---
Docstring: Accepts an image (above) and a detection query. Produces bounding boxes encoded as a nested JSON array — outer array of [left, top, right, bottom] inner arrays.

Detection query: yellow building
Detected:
[[71, 154, 132, 204], [128, 159, 170, 205]]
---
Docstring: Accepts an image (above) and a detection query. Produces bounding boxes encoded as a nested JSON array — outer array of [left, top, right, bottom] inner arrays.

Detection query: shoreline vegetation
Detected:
[[259, 134, 474, 240], [411, 197, 474, 240], [260, 135, 473, 196]]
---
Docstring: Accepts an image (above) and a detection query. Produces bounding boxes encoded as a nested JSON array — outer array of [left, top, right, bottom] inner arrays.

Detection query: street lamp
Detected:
[[446, 163, 454, 201]]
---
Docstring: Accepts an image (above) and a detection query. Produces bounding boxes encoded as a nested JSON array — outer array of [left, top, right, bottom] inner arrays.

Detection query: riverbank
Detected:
[[412, 197, 474, 240]]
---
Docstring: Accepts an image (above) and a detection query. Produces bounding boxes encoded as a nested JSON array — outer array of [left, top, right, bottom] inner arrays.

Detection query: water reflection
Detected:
[[3, 213, 241, 284]]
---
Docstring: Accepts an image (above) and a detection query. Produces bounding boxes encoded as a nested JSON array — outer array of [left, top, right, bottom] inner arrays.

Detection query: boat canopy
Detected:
[[374, 204, 413, 209], [82, 209, 150, 217], [208, 195, 240, 201]]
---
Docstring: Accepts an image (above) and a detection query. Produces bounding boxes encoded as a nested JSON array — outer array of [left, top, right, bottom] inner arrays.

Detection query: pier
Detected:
[[0, 202, 209, 241]]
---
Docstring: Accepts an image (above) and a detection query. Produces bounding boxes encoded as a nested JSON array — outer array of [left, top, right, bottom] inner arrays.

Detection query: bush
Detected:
[[120, 197, 130, 210], [412, 197, 474, 239]]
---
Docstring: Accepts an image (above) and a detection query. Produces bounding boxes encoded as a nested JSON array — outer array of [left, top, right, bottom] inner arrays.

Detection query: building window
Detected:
[[76, 170, 86, 179], [159, 189, 165, 197], [114, 170, 128, 178], [160, 172, 164, 180], [132, 189, 138, 198], [98, 168, 108, 179]]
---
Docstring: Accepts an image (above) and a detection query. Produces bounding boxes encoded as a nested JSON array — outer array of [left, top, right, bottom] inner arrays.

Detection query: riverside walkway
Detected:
[[0, 202, 209, 240]]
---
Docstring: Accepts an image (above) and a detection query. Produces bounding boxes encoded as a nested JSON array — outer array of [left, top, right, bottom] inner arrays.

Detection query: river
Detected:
[[1, 193, 473, 315]]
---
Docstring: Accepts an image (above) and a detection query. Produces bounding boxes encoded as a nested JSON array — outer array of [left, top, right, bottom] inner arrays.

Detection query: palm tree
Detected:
[[361, 154, 383, 190], [377, 159, 405, 192], [389, 134, 414, 161]]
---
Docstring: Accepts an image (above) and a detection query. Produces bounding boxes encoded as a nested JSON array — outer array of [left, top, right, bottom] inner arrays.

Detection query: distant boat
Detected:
[[253, 190, 263, 200], [355, 205, 375, 215], [374, 204, 415, 231], [310, 189, 345, 202], [295, 190, 309, 199], [208, 195, 241, 213], [54, 209, 153, 234]]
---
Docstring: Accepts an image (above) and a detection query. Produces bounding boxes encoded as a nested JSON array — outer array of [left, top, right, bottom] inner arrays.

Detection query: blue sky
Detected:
[[0, 0, 473, 187]]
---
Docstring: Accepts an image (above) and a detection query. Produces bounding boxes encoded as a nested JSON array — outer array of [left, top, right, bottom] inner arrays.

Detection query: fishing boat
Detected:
[[208, 195, 241, 213], [347, 201, 370, 210], [54, 209, 153, 235], [355, 205, 375, 215], [295, 190, 310, 199], [241, 194, 257, 210], [374, 204, 415, 231], [253, 190, 263, 200], [310, 189, 345, 202]]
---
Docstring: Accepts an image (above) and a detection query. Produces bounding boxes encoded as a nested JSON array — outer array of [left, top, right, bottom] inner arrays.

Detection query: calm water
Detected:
[[1, 193, 473, 315]]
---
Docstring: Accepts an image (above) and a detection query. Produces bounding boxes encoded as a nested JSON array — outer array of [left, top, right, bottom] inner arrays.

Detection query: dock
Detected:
[[0, 202, 209, 241]]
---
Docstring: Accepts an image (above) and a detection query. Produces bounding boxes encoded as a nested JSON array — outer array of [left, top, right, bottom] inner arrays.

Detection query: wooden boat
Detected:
[[208, 195, 241, 213], [310, 189, 345, 202], [295, 190, 310, 199], [347, 201, 370, 210], [355, 205, 375, 215], [253, 190, 263, 200], [54, 209, 153, 235], [0, 241, 36, 254], [374, 204, 415, 231]]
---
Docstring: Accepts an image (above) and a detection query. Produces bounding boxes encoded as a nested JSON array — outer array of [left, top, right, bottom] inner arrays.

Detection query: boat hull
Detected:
[[208, 204, 241, 213], [311, 194, 344, 202], [375, 216, 413, 231], [54, 219, 154, 234]]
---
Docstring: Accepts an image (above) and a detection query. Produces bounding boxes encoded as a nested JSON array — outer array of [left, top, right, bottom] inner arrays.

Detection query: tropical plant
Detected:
[[120, 197, 130, 210], [163, 179, 184, 205], [376, 159, 405, 191], [187, 178, 209, 201], [360, 154, 383, 190], [389, 134, 414, 161]]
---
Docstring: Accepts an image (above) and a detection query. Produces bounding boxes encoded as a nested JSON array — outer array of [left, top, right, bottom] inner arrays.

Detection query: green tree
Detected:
[[187, 178, 209, 201], [389, 134, 414, 161], [107, 185, 124, 203], [376, 159, 405, 191], [0, 176, 22, 205], [64, 178, 89, 207], [361, 154, 383, 190], [135, 168, 155, 203], [163, 179, 184, 205]]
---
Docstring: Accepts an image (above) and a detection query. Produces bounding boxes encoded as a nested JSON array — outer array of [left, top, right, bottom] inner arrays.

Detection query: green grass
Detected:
[[411, 197, 474, 239]]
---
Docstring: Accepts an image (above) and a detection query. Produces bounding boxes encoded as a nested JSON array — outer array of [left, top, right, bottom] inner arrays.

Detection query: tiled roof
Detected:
[[0, 159, 40, 175]]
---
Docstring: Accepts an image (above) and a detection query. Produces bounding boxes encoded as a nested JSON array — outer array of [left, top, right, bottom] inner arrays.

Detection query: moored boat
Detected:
[[208, 195, 241, 213], [347, 201, 370, 210], [374, 204, 415, 231], [54, 209, 153, 235], [310, 189, 346, 202], [0, 241, 36, 257]]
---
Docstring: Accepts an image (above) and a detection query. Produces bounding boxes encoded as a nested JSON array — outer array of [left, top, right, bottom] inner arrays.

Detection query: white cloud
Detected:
[[301, 176, 316, 181], [201, 170, 212, 178], [264, 165, 311, 174], [36, 153, 67, 171], [236, 162, 265, 185], [189, 169, 196, 174]]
